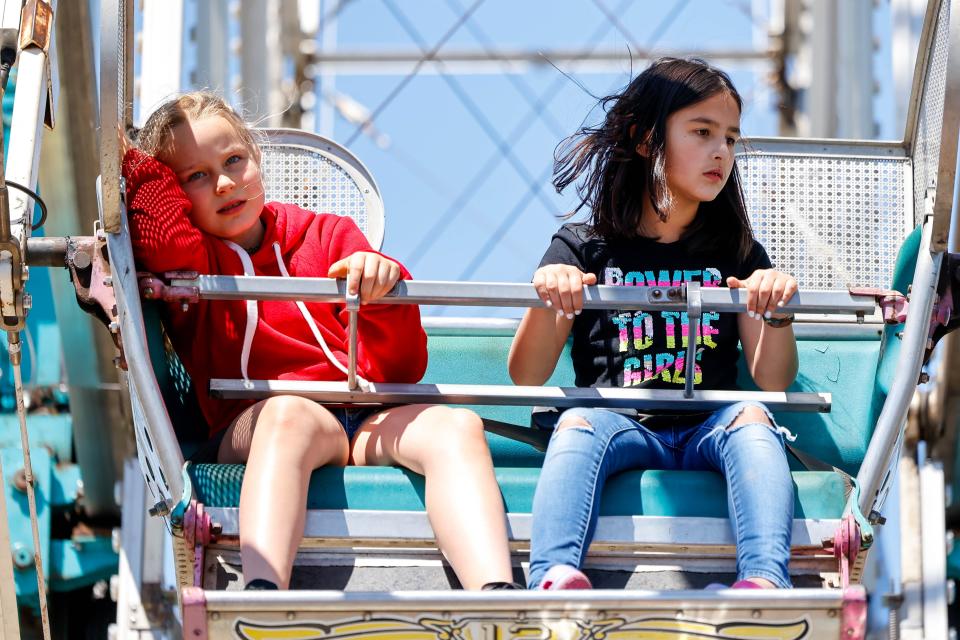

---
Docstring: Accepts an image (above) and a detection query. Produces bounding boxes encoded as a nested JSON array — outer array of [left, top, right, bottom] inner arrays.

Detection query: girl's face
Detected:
[[164, 114, 266, 249], [661, 91, 741, 215]]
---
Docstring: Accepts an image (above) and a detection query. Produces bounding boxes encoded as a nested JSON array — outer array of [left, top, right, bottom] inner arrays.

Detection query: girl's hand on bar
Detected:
[[328, 251, 401, 303], [533, 264, 597, 319]]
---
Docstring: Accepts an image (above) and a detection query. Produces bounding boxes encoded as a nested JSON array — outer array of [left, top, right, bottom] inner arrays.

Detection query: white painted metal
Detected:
[[856, 219, 942, 516], [894, 0, 932, 134], [105, 203, 186, 506], [193, 0, 230, 94], [808, 0, 839, 137], [315, 0, 339, 138], [919, 449, 948, 638], [138, 0, 184, 124], [98, 0, 132, 233], [199, 587, 848, 611], [931, 0, 960, 249], [836, 0, 877, 139], [240, 0, 285, 125], [112, 459, 172, 639], [195, 587, 857, 640], [6, 34, 57, 245]]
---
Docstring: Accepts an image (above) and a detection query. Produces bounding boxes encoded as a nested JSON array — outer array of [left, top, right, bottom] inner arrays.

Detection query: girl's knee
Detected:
[[555, 408, 599, 433], [551, 409, 624, 452], [422, 406, 487, 448], [716, 402, 795, 448], [727, 402, 772, 429], [259, 396, 340, 439]]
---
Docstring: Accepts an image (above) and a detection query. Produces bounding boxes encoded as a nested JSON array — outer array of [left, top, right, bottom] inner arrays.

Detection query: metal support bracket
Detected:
[[66, 232, 124, 367], [183, 500, 220, 589], [683, 282, 701, 398], [138, 271, 200, 311], [847, 286, 908, 324], [346, 291, 360, 390], [17, 0, 55, 129], [832, 514, 862, 589]]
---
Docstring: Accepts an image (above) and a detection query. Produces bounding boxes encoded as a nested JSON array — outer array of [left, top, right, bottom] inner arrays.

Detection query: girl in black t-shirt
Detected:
[[509, 57, 800, 590]]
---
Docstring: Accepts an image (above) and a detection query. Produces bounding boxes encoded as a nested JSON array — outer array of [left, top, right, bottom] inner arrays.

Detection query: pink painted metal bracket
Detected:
[[180, 586, 208, 640], [138, 270, 200, 311], [184, 500, 221, 588], [848, 287, 908, 324], [833, 514, 862, 589], [842, 586, 868, 640], [67, 235, 126, 368]]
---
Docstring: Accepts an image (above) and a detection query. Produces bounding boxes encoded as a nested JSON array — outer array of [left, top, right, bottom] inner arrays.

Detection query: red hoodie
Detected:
[[122, 149, 428, 436]]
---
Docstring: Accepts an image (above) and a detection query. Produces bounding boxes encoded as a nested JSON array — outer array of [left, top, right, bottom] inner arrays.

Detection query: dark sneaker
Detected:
[[244, 578, 279, 590], [481, 581, 526, 590]]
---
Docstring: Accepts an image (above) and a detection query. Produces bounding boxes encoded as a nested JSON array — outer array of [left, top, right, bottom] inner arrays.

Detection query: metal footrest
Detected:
[[209, 379, 832, 412], [182, 587, 867, 639], [205, 509, 840, 555]]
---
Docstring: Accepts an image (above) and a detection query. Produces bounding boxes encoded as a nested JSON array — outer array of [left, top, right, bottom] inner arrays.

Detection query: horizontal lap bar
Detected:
[[172, 276, 877, 315], [209, 380, 831, 412]]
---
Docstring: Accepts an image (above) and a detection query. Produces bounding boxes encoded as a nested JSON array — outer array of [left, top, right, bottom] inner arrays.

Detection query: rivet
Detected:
[[12, 468, 27, 492]]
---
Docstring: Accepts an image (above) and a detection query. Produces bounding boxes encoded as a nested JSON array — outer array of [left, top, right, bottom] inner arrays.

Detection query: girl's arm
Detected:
[[122, 148, 210, 274], [508, 265, 596, 386], [728, 269, 799, 391]]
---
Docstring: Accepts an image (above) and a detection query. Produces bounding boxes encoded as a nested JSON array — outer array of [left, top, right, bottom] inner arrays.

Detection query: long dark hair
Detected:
[[553, 57, 755, 260]]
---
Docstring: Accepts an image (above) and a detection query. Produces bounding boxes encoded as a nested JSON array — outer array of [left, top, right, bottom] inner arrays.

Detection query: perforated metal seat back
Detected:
[[738, 149, 910, 290], [258, 128, 385, 250]]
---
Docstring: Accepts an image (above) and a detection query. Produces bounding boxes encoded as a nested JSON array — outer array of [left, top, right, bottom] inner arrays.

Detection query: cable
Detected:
[[457, 0, 693, 281], [5, 180, 48, 231], [344, 0, 486, 146]]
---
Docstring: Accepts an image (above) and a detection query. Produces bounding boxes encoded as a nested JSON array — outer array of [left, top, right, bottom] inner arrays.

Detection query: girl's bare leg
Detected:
[[218, 396, 349, 588], [350, 405, 513, 589]]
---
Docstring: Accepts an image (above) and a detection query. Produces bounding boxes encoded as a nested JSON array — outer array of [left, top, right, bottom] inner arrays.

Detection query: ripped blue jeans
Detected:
[[527, 401, 795, 589]]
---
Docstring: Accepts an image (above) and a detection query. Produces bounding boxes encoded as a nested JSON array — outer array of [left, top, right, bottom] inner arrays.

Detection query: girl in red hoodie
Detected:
[[122, 92, 515, 591]]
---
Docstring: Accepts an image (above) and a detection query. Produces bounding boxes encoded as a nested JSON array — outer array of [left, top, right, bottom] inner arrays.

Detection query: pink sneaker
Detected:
[[539, 565, 592, 590], [731, 579, 765, 589]]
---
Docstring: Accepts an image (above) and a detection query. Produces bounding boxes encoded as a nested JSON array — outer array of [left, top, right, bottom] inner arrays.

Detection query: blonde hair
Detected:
[[137, 91, 261, 164]]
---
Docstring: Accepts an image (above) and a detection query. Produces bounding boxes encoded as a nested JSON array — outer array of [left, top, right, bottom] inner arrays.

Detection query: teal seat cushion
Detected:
[[189, 464, 847, 520], [426, 332, 882, 475]]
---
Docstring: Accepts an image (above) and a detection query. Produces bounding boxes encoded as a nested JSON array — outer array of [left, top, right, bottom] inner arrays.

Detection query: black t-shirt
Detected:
[[538, 223, 772, 392]]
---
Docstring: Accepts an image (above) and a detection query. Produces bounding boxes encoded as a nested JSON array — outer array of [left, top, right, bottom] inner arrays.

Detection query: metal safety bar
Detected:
[[209, 379, 830, 413], [172, 275, 885, 410], [170, 274, 880, 314]]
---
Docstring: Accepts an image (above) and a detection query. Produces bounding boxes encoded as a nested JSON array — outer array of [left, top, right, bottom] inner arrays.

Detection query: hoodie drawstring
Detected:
[[223, 241, 259, 388], [223, 241, 370, 390]]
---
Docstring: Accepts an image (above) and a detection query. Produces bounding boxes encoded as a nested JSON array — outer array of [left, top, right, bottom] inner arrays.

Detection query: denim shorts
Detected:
[[187, 404, 387, 464]]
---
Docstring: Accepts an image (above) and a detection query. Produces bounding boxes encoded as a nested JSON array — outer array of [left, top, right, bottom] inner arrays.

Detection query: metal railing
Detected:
[[168, 274, 884, 411]]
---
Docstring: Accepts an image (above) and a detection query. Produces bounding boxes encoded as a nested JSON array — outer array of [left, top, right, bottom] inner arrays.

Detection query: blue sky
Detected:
[[303, 0, 898, 318], [125, 0, 903, 316]]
